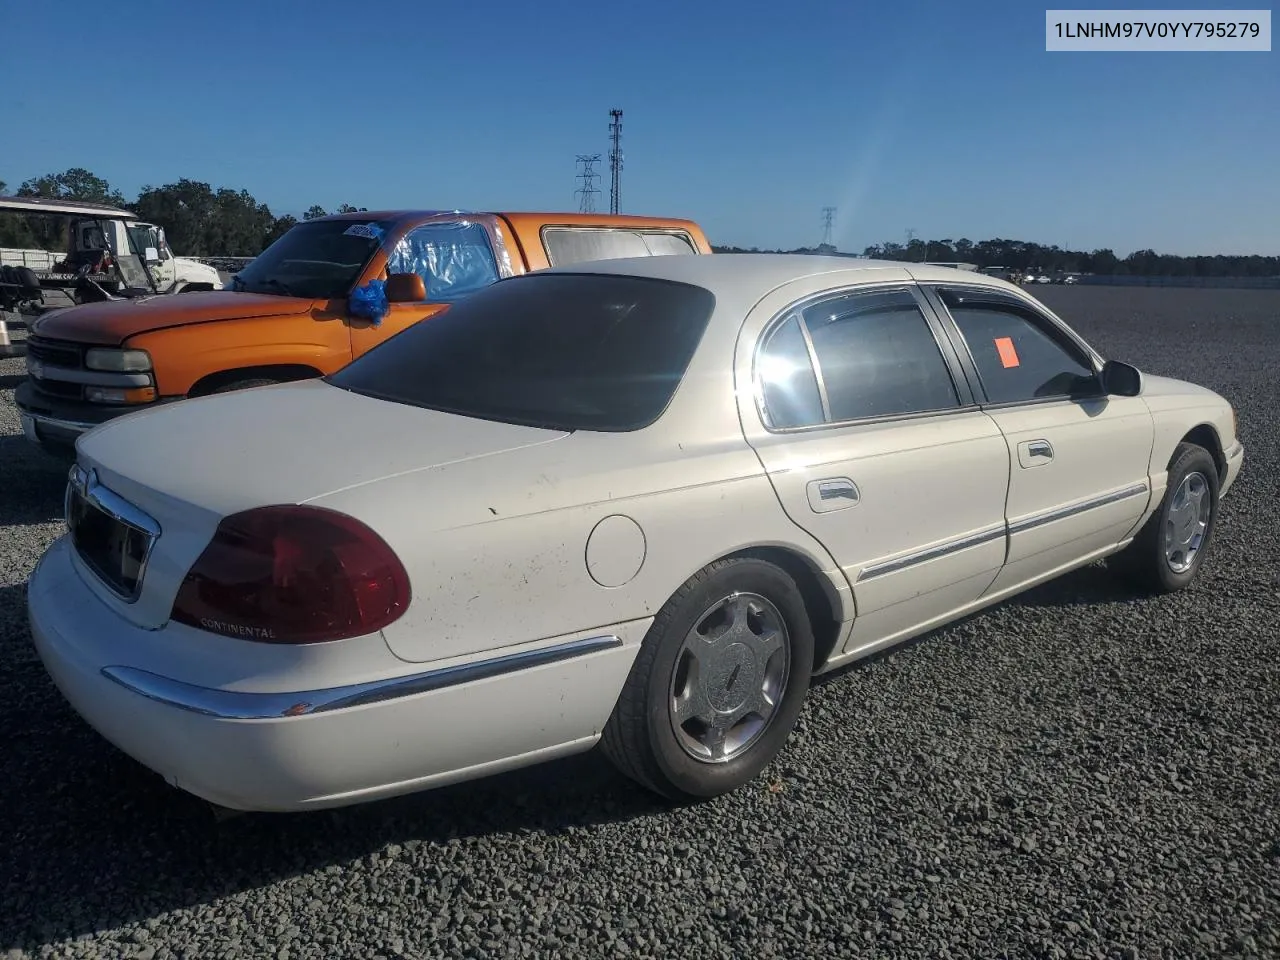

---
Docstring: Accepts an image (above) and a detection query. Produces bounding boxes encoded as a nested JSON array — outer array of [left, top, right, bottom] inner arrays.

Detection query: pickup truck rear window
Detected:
[[229, 218, 395, 299], [542, 228, 697, 267], [326, 273, 716, 432]]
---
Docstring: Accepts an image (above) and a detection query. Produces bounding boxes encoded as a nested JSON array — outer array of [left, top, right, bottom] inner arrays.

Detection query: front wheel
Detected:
[[1112, 442, 1220, 593], [600, 557, 815, 801], [210, 378, 279, 394]]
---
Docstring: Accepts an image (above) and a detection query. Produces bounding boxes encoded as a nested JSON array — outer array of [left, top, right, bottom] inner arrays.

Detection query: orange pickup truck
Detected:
[[16, 209, 711, 452]]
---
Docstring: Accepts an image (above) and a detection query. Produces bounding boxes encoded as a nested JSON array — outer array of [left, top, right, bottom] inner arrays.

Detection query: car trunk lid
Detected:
[[70, 379, 570, 629]]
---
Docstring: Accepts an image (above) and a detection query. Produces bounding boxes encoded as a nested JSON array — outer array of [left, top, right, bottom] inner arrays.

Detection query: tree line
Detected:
[[715, 238, 1279, 279], [3, 167, 1276, 277], [717, 239, 1280, 280], [0, 167, 365, 258]]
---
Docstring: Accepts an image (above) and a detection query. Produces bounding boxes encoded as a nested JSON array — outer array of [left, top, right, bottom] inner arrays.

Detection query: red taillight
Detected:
[[170, 505, 410, 644]]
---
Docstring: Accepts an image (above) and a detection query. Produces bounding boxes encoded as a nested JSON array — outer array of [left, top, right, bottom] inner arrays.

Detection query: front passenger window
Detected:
[[938, 290, 1098, 404]]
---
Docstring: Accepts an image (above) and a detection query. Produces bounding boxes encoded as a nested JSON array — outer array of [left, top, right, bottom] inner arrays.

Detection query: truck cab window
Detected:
[[386, 221, 500, 303], [127, 226, 163, 259]]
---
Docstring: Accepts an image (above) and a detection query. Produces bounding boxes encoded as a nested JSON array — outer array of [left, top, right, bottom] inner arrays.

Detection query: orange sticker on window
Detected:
[[994, 336, 1020, 368]]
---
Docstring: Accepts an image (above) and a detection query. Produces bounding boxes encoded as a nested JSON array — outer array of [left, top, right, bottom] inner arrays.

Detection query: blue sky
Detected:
[[3, 0, 1276, 255]]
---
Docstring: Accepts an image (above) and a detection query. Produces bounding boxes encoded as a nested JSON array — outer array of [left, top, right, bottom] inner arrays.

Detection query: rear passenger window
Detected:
[[938, 290, 1098, 404], [803, 288, 960, 422], [542, 228, 697, 266], [756, 315, 824, 429]]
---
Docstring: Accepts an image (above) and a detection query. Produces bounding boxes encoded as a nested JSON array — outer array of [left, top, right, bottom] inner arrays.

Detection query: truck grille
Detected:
[[27, 336, 86, 400], [27, 336, 84, 370], [65, 465, 160, 602]]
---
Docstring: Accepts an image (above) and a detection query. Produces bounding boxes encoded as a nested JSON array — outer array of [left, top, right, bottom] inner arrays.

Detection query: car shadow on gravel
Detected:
[[810, 561, 1147, 690], [1001, 560, 1148, 610], [0, 435, 71, 528], [0, 581, 676, 948], [0, 562, 1149, 949], [0, 373, 26, 391]]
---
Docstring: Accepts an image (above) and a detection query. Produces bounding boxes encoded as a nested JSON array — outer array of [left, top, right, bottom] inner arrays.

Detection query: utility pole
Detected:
[[821, 207, 836, 248], [608, 109, 624, 215], [575, 154, 601, 213]]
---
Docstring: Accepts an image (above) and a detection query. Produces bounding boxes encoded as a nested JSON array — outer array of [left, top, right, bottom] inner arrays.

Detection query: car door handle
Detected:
[[807, 477, 860, 513], [1018, 439, 1054, 468]]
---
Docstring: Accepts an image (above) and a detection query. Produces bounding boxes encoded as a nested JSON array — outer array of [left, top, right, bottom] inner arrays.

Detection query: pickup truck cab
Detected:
[[17, 209, 711, 452]]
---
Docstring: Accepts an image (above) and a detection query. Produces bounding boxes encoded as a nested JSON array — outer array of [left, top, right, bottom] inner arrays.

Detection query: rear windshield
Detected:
[[229, 218, 394, 299], [326, 273, 717, 432]]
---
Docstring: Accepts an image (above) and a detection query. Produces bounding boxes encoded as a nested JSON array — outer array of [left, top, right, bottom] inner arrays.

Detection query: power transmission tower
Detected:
[[905, 227, 917, 246], [575, 154, 601, 213], [608, 109, 624, 214], [821, 207, 836, 247]]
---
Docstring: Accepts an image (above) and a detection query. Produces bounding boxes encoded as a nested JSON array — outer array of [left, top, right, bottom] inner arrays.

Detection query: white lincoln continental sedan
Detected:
[[28, 255, 1244, 812]]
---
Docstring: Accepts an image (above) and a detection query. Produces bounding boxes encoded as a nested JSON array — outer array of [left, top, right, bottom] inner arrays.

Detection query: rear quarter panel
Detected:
[[310, 430, 852, 666]]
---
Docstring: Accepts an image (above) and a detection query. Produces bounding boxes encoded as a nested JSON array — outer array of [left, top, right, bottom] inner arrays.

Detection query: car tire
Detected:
[[1111, 442, 1220, 594], [599, 557, 815, 802]]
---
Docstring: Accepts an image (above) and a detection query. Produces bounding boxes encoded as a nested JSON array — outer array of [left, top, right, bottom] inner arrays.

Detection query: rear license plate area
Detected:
[[65, 468, 157, 600]]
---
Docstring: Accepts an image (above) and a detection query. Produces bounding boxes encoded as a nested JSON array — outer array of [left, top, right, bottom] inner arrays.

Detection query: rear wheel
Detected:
[[600, 557, 814, 801], [1112, 442, 1219, 593]]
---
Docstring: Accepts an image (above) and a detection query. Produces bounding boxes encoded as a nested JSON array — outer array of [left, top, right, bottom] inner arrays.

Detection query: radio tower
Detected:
[[575, 154, 601, 213], [608, 109, 624, 214], [821, 207, 836, 248]]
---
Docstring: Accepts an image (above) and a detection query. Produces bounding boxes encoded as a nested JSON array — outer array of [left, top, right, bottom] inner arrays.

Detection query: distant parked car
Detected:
[[29, 255, 1244, 813]]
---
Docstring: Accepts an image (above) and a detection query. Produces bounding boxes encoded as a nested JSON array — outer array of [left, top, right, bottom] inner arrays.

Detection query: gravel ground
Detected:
[[1, 286, 1277, 960]]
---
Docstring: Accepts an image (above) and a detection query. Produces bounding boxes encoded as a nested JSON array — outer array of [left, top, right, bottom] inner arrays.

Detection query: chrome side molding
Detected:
[[855, 482, 1149, 583], [1007, 482, 1148, 535], [857, 524, 1006, 582]]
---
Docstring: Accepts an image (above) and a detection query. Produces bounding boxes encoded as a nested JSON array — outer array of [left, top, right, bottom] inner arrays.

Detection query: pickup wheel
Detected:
[[1112, 442, 1220, 594], [600, 557, 814, 802], [210, 378, 278, 394]]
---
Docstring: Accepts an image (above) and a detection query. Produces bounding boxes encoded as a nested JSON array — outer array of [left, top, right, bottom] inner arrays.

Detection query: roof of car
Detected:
[[537, 252, 1020, 301]]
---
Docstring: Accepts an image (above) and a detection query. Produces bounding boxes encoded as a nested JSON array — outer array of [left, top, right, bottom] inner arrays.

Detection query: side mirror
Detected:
[[385, 272, 426, 303], [1101, 359, 1142, 397], [144, 246, 161, 264]]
